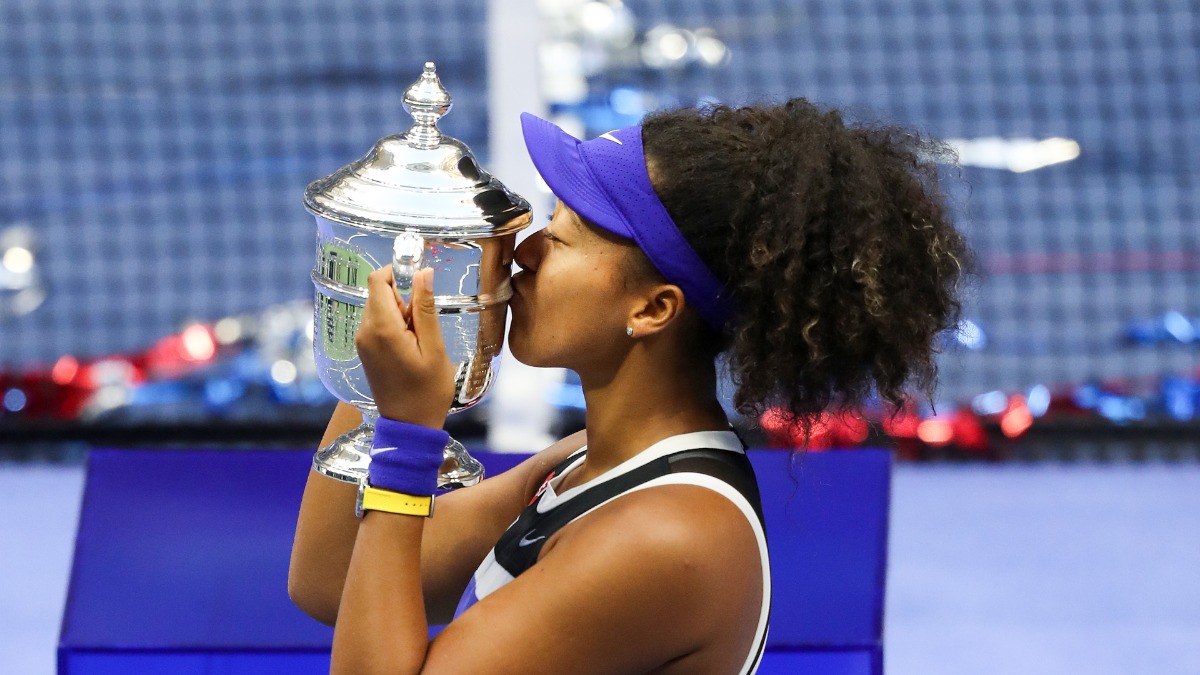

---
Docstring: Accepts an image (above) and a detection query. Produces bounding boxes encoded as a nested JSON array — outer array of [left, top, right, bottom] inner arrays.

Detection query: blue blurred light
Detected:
[[1096, 394, 1145, 424], [1161, 377, 1198, 421], [609, 87, 646, 117], [3, 388, 27, 412], [1161, 311, 1196, 343], [1124, 311, 1200, 345], [1123, 318, 1160, 345], [204, 378, 245, 409], [1026, 384, 1051, 417], [956, 319, 987, 350], [129, 381, 190, 406], [971, 390, 1008, 416], [231, 349, 267, 379], [1073, 383, 1101, 409]]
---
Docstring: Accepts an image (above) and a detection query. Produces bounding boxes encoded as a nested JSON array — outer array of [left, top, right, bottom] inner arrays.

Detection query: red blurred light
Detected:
[[760, 407, 802, 448], [832, 411, 870, 444], [180, 324, 216, 361], [917, 418, 954, 445], [51, 356, 80, 385], [1001, 395, 1034, 438], [881, 409, 920, 438], [760, 407, 791, 433], [806, 415, 834, 450], [951, 411, 989, 451]]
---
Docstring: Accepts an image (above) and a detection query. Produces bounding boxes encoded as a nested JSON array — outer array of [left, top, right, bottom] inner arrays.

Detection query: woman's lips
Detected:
[[507, 281, 523, 312], [509, 273, 527, 302]]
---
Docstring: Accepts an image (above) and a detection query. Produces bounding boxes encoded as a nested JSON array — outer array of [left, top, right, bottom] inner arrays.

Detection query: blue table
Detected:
[[59, 448, 889, 674]]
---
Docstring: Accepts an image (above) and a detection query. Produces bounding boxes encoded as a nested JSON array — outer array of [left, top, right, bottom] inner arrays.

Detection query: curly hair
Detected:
[[641, 98, 973, 435]]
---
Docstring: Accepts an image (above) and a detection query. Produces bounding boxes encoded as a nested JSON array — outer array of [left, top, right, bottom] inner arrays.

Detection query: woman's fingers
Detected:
[[363, 266, 410, 336], [357, 265, 455, 427], [408, 269, 446, 357]]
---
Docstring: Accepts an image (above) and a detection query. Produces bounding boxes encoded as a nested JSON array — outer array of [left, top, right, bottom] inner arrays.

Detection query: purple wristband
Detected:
[[367, 417, 449, 497]]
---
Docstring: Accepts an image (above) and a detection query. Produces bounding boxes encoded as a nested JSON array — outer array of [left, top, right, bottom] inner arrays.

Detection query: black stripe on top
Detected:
[[492, 447, 766, 579]]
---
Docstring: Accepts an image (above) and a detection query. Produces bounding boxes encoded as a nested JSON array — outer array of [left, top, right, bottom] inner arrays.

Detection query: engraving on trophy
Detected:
[[317, 241, 372, 362], [318, 296, 361, 363]]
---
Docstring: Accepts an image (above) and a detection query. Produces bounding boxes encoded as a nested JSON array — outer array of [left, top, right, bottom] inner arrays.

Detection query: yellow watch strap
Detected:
[[360, 486, 434, 518]]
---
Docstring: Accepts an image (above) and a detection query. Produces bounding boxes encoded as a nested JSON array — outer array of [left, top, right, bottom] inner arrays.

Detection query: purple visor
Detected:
[[520, 112, 735, 333]]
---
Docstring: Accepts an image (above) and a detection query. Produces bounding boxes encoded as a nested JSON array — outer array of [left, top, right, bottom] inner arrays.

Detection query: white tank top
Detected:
[[454, 430, 771, 674]]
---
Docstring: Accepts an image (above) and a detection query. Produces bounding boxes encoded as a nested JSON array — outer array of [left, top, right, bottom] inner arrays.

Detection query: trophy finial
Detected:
[[403, 61, 453, 150]]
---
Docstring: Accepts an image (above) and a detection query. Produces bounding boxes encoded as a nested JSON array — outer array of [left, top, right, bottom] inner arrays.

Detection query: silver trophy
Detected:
[[305, 62, 531, 488]]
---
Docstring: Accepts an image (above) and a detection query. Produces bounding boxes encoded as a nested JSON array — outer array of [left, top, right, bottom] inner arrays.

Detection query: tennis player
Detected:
[[290, 99, 971, 674]]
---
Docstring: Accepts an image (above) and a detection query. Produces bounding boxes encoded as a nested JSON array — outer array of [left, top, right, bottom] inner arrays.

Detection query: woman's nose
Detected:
[[513, 229, 544, 273]]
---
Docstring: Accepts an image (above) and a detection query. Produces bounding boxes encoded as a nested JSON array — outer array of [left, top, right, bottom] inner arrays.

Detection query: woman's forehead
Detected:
[[554, 200, 627, 246], [550, 199, 662, 284], [552, 200, 586, 232]]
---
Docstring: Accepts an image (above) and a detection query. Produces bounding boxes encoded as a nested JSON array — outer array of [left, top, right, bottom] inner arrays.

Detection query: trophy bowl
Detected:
[[305, 62, 531, 488]]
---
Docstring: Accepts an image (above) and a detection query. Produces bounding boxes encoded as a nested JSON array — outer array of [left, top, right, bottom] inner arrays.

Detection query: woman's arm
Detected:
[[289, 404, 586, 625], [288, 402, 363, 624], [334, 483, 763, 674]]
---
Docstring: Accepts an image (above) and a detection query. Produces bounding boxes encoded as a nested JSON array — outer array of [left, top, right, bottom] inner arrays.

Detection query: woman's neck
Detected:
[[568, 350, 728, 488]]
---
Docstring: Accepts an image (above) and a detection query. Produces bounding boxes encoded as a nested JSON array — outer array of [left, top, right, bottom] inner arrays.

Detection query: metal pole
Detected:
[[486, 0, 563, 453]]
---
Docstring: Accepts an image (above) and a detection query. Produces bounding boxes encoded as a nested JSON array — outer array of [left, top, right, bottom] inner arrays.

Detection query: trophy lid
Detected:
[[304, 62, 531, 238]]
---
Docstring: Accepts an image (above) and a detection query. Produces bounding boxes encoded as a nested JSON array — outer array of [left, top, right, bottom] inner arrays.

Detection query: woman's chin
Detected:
[[506, 332, 535, 367], [507, 335, 555, 370]]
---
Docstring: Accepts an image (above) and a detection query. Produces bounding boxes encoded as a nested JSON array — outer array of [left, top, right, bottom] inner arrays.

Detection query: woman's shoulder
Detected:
[[542, 480, 766, 668], [436, 445, 764, 673], [436, 481, 761, 672]]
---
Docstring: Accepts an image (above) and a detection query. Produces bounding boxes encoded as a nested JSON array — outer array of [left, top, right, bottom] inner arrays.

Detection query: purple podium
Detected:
[[57, 449, 334, 674], [59, 448, 889, 674], [753, 449, 890, 675]]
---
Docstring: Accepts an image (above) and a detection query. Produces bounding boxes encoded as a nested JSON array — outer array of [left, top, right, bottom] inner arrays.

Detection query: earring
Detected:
[[626, 326, 634, 338]]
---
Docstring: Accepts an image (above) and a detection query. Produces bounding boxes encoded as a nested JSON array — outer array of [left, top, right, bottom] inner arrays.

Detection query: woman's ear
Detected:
[[627, 284, 685, 338]]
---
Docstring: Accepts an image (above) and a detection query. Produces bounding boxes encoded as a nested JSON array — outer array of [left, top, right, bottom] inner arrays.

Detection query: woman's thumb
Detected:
[[410, 269, 443, 351]]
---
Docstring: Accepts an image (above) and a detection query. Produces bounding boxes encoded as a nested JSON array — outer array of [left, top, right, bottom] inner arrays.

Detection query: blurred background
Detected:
[[1, 1, 1197, 674]]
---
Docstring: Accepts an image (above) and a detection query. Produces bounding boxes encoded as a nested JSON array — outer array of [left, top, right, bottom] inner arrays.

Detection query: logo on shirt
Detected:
[[599, 131, 623, 145], [518, 532, 547, 547]]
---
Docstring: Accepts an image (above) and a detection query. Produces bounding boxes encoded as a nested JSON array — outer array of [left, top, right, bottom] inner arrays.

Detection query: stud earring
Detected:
[[626, 326, 634, 338]]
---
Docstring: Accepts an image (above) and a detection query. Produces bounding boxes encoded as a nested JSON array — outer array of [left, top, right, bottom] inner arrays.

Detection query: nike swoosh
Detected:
[[518, 533, 547, 547], [599, 131, 623, 145], [373, 447, 399, 453]]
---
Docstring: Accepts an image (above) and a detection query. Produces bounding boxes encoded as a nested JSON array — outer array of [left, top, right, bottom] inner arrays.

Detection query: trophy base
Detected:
[[314, 422, 373, 484], [439, 438, 485, 490], [314, 421, 485, 490]]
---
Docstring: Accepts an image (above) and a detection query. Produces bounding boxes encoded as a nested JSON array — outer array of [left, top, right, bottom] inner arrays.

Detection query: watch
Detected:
[[355, 481, 435, 519]]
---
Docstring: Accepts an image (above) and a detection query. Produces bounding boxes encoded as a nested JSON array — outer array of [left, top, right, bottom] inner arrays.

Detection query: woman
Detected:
[[290, 98, 970, 674]]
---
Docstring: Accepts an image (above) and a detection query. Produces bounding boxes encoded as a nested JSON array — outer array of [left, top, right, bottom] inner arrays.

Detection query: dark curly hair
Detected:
[[641, 98, 973, 435]]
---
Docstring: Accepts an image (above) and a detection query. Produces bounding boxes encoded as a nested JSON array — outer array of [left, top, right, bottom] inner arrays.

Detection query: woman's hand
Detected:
[[356, 266, 455, 429]]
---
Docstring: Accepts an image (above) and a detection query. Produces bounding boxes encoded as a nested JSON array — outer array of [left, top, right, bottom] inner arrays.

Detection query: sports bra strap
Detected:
[[495, 448, 764, 577]]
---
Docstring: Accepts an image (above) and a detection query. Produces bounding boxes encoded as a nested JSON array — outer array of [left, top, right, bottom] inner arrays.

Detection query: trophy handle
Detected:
[[393, 231, 425, 304]]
